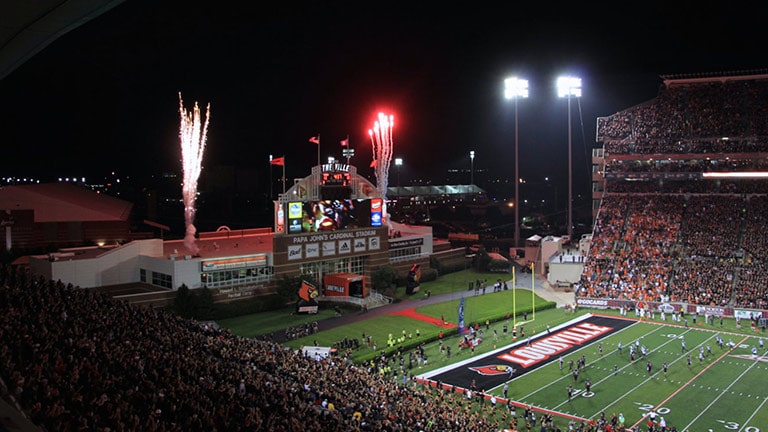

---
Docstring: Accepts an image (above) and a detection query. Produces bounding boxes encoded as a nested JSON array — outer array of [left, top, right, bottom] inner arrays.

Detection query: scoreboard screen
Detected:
[[285, 199, 376, 233], [321, 171, 351, 186]]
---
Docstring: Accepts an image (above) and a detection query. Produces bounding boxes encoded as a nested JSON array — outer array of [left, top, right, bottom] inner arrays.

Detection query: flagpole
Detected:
[[532, 262, 535, 320], [317, 134, 321, 168], [345, 135, 350, 165], [281, 158, 286, 194]]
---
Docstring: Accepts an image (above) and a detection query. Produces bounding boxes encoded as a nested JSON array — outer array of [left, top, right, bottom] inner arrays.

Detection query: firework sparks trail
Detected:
[[368, 112, 394, 200], [178, 92, 210, 255]]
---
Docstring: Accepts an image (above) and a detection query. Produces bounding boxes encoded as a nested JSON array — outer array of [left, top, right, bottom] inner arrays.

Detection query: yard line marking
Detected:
[[516, 321, 658, 402], [681, 339, 764, 431], [548, 325, 692, 414], [584, 328, 707, 419], [738, 376, 768, 432], [629, 336, 749, 430]]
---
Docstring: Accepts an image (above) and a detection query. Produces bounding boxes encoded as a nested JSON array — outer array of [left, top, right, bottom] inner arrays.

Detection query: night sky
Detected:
[[0, 1, 764, 193]]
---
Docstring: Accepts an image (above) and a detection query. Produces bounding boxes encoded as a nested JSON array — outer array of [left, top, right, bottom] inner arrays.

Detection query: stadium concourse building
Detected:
[[0, 182, 145, 252], [20, 163, 459, 308]]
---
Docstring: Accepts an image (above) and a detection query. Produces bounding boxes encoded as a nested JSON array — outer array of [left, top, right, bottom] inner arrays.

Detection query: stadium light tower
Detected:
[[504, 76, 528, 249], [470, 150, 475, 187], [395, 157, 403, 195], [557, 75, 581, 241]]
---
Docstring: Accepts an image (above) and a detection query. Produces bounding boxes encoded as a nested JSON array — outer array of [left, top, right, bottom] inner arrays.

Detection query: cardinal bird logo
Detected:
[[469, 365, 517, 376], [298, 281, 318, 302]]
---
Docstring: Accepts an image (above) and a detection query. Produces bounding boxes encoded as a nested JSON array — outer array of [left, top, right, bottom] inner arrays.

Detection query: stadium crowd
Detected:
[[579, 76, 768, 311], [579, 192, 768, 307], [3, 75, 767, 432], [2, 265, 580, 432], [597, 78, 768, 144]]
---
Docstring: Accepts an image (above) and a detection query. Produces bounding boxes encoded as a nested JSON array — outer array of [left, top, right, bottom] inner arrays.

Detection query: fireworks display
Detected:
[[178, 92, 210, 255], [368, 112, 394, 199]]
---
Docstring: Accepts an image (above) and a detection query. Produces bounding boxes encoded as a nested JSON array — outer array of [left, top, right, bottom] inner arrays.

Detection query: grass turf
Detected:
[[216, 269, 768, 430]]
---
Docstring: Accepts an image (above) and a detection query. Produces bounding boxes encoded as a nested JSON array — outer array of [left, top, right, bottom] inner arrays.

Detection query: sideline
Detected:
[[414, 314, 602, 426]]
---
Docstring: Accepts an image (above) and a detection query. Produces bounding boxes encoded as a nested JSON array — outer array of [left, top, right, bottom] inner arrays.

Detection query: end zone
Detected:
[[415, 314, 636, 423]]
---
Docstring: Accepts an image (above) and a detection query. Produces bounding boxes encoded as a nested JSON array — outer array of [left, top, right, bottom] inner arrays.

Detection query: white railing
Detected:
[[368, 291, 393, 306], [319, 291, 393, 309]]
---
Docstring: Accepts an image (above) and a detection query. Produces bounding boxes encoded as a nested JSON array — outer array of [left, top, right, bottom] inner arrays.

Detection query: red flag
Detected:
[[309, 135, 320, 144], [370, 159, 378, 168], [340, 138, 349, 146], [270, 156, 284, 166]]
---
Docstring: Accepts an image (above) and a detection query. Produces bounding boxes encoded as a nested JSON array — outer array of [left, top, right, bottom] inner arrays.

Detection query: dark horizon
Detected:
[[1, 2, 764, 236]]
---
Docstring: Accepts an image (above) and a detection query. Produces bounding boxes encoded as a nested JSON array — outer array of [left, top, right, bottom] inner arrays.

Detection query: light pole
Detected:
[[470, 150, 475, 187], [395, 157, 403, 196], [504, 77, 528, 249], [557, 76, 581, 240], [342, 147, 355, 165], [269, 154, 273, 199]]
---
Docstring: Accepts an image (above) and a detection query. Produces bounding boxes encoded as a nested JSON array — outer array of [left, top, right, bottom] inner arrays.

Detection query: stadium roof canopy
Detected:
[[0, 0, 125, 81], [0, 183, 133, 222]]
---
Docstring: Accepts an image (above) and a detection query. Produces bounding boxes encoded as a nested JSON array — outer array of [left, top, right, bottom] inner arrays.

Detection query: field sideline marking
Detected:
[[417, 313, 594, 379], [739, 370, 768, 432], [585, 328, 706, 420], [413, 314, 601, 424], [417, 314, 638, 425], [681, 339, 765, 431], [533, 324, 671, 409], [503, 319, 642, 397], [589, 329, 718, 418], [630, 335, 749, 430]]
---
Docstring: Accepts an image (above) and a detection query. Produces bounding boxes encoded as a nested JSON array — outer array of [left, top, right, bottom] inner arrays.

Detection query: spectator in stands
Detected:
[[0, 265, 512, 432]]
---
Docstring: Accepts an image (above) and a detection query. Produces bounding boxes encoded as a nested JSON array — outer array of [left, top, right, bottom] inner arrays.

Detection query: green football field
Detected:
[[218, 268, 768, 431], [489, 317, 768, 431]]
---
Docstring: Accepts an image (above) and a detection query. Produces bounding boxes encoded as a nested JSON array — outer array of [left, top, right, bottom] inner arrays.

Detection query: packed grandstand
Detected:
[[2, 71, 768, 431], [581, 72, 768, 310]]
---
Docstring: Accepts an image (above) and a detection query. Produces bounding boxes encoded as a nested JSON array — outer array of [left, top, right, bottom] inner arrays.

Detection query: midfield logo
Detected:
[[469, 365, 517, 376]]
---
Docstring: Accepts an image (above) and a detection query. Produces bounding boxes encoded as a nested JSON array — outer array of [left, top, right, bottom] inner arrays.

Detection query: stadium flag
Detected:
[[340, 136, 349, 146], [309, 134, 321, 167], [270, 156, 284, 166], [370, 159, 378, 168], [457, 296, 466, 335]]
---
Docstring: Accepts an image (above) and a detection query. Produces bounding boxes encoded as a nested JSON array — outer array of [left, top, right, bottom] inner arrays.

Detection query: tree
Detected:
[[195, 286, 215, 320], [473, 246, 492, 272], [371, 265, 399, 297], [173, 284, 196, 318]]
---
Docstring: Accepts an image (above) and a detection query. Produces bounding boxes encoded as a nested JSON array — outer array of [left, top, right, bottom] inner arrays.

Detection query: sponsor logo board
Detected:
[[305, 243, 320, 258], [369, 236, 380, 250], [287, 245, 302, 260], [322, 241, 336, 256], [576, 298, 609, 307]]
